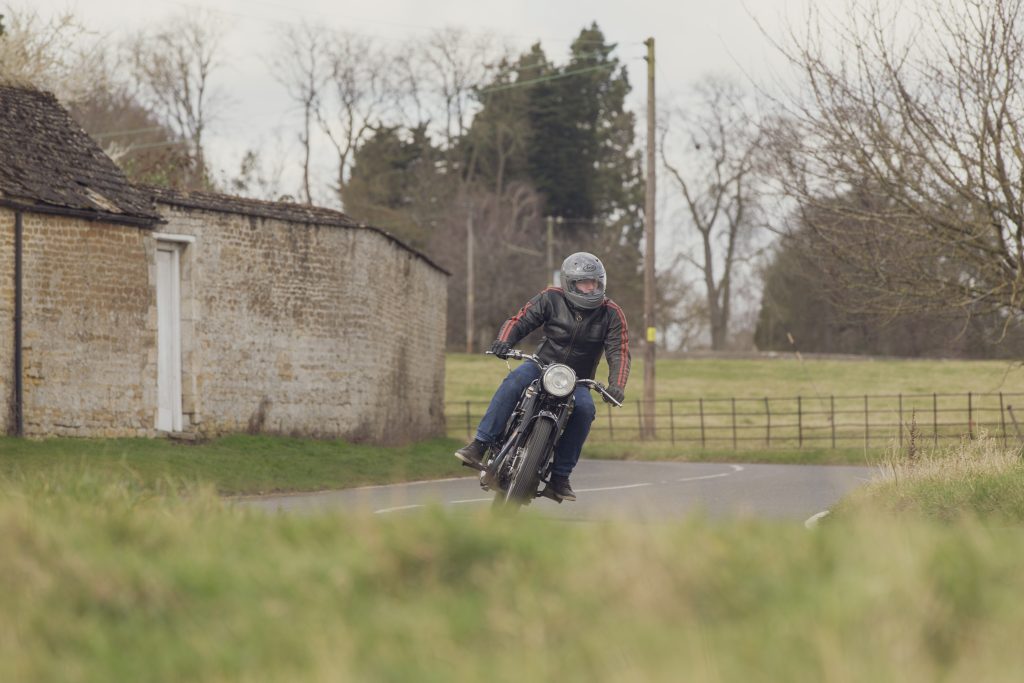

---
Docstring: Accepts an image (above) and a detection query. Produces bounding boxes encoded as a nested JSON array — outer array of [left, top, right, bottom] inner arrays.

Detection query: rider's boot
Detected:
[[455, 439, 488, 470], [544, 474, 577, 502]]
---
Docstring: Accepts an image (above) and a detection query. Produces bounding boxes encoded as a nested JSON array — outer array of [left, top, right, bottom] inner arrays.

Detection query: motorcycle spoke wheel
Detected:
[[503, 420, 554, 507]]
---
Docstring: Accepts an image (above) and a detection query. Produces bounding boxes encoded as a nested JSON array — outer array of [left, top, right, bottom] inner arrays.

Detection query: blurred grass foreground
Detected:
[[2, 436, 1024, 681]]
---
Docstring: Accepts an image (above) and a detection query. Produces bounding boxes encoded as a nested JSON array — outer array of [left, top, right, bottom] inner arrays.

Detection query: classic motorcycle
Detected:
[[473, 349, 623, 509]]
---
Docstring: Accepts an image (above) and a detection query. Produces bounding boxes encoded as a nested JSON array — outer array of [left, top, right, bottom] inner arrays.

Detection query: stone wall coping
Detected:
[[146, 185, 450, 277]]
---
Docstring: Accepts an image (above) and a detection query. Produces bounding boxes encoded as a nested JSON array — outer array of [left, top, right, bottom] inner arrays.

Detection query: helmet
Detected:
[[560, 252, 607, 309]]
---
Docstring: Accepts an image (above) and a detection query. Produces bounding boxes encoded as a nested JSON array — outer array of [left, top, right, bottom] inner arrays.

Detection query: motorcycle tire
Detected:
[[503, 419, 554, 506]]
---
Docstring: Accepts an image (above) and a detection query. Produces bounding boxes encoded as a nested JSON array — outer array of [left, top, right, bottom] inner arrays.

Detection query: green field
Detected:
[[3, 435, 1024, 682], [445, 353, 1024, 401], [446, 353, 1024, 463]]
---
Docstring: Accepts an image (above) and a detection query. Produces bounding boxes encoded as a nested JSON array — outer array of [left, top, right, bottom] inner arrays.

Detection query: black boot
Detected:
[[545, 474, 577, 502], [455, 439, 488, 469]]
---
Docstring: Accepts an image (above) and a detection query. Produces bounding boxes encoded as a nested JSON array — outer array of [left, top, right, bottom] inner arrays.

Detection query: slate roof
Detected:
[[148, 186, 450, 276], [0, 85, 161, 225]]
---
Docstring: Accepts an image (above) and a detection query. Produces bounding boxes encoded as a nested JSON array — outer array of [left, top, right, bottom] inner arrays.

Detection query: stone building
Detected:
[[1, 85, 448, 443]]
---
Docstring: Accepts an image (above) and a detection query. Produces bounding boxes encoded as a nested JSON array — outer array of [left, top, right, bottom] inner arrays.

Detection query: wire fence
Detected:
[[446, 392, 1024, 449]]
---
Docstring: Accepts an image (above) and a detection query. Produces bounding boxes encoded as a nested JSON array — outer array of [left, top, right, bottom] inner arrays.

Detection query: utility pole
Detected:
[[465, 208, 474, 353], [545, 215, 563, 286], [643, 37, 657, 438], [546, 215, 554, 284]]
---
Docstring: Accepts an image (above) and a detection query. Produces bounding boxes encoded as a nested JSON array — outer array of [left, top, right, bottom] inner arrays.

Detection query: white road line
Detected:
[[373, 504, 424, 515], [804, 510, 830, 529], [676, 473, 731, 483], [577, 482, 653, 493], [377, 465, 745, 513]]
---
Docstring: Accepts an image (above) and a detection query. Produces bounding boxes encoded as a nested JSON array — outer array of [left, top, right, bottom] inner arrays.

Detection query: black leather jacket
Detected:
[[496, 287, 631, 389]]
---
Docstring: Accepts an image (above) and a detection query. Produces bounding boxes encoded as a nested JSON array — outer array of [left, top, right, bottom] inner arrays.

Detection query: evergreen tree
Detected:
[[341, 125, 445, 250], [470, 24, 646, 315]]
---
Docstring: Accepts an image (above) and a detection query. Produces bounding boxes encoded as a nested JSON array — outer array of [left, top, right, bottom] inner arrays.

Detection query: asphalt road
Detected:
[[234, 460, 877, 524]]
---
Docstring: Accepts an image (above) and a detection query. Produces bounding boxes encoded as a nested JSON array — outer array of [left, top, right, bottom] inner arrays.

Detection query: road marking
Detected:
[[577, 482, 653, 493], [804, 510, 830, 528], [376, 465, 747, 513], [676, 473, 731, 482], [373, 504, 424, 514]]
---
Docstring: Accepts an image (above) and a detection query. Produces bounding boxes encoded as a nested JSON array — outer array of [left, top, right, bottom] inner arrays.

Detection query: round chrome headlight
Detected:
[[542, 364, 576, 397]]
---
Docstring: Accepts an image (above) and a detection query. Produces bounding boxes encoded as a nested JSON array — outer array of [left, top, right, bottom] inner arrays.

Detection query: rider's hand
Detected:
[[489, 339, 513, 359], [603, 385, 625, 405]]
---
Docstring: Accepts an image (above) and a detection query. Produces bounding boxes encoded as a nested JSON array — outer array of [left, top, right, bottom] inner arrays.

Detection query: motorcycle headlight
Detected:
[[542, 364, 576, 397]]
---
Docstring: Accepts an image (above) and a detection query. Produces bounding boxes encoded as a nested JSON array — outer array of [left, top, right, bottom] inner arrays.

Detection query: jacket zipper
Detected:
[[562, 311, 584, 363]]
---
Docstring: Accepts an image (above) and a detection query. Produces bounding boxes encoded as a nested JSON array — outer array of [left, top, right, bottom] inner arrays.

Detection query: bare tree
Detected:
[[400, 30, 510, 351], [766, 0, 1024, 329], [0, 7, 109, 101], [127, 10, 227, 189], [270, 23, 331, 204], [316, 32, 394, 205], [662, 76, 765, 350], [418, 28, 504, 150]]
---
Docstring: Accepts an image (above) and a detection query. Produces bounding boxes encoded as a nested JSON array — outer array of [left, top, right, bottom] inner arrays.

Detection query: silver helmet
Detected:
[[560, 252, 607, 309]]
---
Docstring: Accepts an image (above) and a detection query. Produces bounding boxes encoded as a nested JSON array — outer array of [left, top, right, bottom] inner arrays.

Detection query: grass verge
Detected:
[[834, 434, 1024, 522], [0, 434, 470, 495], [3, 464, 1024, 682]]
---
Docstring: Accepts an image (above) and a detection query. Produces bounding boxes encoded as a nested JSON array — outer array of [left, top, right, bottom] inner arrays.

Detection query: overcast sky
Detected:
[[25, 0, 830, 182]]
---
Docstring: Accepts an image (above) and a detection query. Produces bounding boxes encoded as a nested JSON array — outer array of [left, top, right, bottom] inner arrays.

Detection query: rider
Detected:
[[455, 252, 630, 501]]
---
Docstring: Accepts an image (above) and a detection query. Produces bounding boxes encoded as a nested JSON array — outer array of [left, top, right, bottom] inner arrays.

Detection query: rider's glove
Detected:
[[489, 339, 513, 359], [604, 385, 625, 405]]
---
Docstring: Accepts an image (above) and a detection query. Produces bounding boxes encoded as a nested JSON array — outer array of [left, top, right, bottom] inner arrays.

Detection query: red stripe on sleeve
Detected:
[[499, 301, 534, 341], [607, 301, 630, 387]]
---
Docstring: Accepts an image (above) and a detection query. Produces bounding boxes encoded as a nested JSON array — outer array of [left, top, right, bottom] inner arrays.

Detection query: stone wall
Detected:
[[0, 204, 448, 443], [2, 210, 155, 436], [152, 202, 449, 444]]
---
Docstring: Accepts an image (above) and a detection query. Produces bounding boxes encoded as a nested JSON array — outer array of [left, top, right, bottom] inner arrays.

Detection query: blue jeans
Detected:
[[475, 362, 597, 478]]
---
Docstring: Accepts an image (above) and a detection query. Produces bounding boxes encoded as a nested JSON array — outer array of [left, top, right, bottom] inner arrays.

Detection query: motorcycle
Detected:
[[473, 349, 623, 509]]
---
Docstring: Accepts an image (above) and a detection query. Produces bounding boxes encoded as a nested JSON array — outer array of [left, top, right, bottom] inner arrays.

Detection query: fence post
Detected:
[[898, 394, 903, 449], [968, 391, 974, 439], [1000, 392, 1007, 447], [699, 399, 706, 449], [830, 395, 836, 449], [732, 398, 737, 450], [608, 404, 614, 440], [669, 399, 675, 446], [637, 401, 644, 441], [765, 397, 771, 446], [864, 395, 869, 448], [933, 393, 938, 447], [465, 401, 472, 439], [798, 396, 803, 448]]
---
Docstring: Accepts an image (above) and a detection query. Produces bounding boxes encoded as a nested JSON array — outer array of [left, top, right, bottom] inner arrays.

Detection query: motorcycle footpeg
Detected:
[[539, 487, 564, 504], [460, 460, 486, 472]]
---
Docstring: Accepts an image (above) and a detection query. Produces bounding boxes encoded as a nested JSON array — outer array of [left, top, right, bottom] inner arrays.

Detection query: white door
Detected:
[[156, 245, 183, 431]]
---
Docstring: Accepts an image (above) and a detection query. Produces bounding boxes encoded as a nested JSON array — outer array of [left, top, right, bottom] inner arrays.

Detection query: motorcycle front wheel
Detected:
[[500, 419, 554, 507]]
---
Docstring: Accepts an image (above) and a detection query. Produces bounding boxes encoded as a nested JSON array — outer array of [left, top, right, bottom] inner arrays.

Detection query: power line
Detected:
[[478, 62, 617, 95], [91, 125, 168, 139], [102, 139, 187, 152]]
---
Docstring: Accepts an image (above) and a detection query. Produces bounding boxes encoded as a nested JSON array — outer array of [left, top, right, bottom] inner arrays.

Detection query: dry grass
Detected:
[[839, 433, 1024, 521]]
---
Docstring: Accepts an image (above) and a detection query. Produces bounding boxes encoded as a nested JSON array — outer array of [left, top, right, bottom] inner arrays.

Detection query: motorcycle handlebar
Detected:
[[485, 350, 623, 407]]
